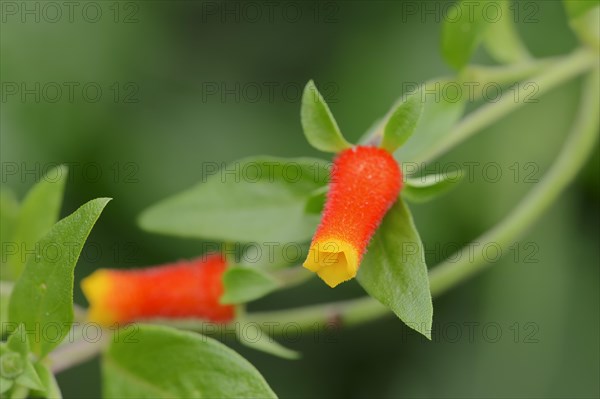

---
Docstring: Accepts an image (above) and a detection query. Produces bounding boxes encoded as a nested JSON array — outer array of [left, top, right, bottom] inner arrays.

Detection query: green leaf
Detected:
[[381, 92, 423, 152], [102, 324, 277, 398], [7, 325, 29, 356], [357, 199, 433, 339], [220, 267, 280, 305], [564, 0, 599, 19], [482, 0, 531, 64], [8, 198, 111, 357], [441, 0, 488, 69], [1, 282, 13, 337], [139, 157, 328, 243], [32, 363, 62, 399], [0, 377, 13, 394], [15, 361, 43, 391], [403, 171, 463, 203], [5, 166, 68, 280], [237, 323, 301, 360], [300, 80, 352, 152], [394, 80, 466, 164]]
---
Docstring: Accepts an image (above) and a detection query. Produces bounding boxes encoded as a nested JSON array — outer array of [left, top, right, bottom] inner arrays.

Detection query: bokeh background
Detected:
[[1, 0, 598, 397]]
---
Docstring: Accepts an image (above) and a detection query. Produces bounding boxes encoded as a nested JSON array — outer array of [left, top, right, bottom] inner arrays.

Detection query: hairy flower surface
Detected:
[[81, 254, 234, 325], [304, 146, 402, 287]]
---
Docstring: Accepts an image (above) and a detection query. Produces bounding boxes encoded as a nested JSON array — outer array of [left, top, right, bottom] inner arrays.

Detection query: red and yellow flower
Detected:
[[81, 253, 234, 325], [303, 146, 402, 287]]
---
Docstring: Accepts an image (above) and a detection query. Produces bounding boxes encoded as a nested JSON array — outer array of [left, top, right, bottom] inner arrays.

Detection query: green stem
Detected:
[[49, 331, 109, 374], [273, 265, 313, 288], [247, 296, 389, 334], [429, 66, 600, 295], [418, 48, 597, 163], [459, 57, 558, 90]]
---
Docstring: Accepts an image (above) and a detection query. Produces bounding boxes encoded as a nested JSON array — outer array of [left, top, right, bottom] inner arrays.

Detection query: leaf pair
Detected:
[[301, 80, 423, 154], [301, 81, 436, 339], [1, 167, 110, 398]]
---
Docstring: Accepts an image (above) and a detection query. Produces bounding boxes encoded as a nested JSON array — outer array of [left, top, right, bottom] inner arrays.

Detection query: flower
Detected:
[[81, 254, 234, 325], [303, 146, 402, 287]]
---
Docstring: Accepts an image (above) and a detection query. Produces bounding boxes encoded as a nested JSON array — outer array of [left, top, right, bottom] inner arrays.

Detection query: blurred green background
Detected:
[[1, 1, 598, 397]]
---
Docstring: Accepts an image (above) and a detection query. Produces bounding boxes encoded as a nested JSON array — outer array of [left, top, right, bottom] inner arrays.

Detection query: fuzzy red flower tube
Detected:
[[81, 254, 234, 326], [303, 146, 402, 287]]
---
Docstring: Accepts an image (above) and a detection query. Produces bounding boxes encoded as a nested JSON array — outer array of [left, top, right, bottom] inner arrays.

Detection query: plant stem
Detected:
[[428, 66, 600, 295], [364, 53, 581, 148], [273, 265, 313, 288], [247, 296, 389, 333], [418, 48, 597, 163], [49, 332, 109, 374], [459, 57, 558, 90]]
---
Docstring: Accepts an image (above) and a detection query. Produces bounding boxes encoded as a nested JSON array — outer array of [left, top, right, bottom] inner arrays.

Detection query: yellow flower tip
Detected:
[[303, 239, 360, 288], [80, 270, 120, 326]]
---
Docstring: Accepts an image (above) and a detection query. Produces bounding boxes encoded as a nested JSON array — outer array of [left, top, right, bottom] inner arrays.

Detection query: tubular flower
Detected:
[[81, 254, 234, 326], [303, 146, 402, 287]]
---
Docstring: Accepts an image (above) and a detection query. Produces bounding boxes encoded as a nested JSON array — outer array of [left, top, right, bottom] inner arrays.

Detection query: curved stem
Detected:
[[49, 331, 109, 374], [459, 57, 558, 91], [418, 48, 597, 163], [428, 66, 599, 295], [273, 265, 313, 288], [247, 296, 389, 334]]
